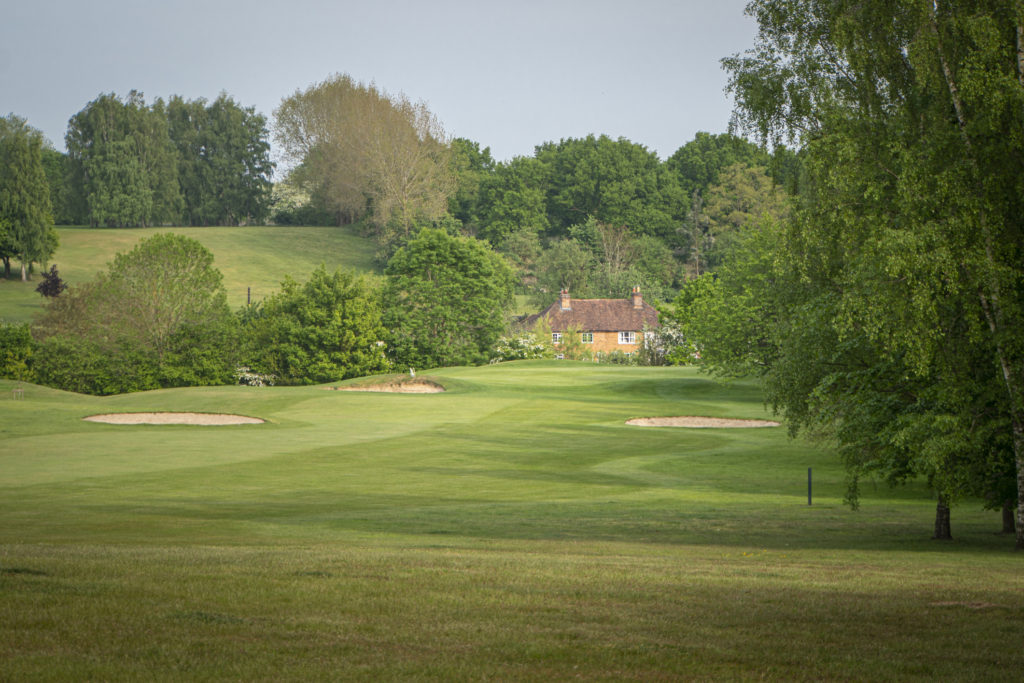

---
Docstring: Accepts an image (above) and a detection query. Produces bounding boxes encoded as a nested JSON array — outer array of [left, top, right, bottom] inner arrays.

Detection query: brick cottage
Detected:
[[525, 287, 659, 356]]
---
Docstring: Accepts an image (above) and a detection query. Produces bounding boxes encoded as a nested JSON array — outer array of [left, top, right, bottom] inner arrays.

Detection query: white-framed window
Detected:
[[581, 332, 594, 344], [552, 332, 562, 344], [618, 331, 636, 345]]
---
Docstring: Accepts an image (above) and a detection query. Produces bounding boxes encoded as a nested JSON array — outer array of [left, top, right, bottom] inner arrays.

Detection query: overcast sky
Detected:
[[1, 0, 757, 167]]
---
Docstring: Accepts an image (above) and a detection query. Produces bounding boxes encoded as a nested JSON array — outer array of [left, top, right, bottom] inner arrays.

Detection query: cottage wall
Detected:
[[556, 330, 643, 355]]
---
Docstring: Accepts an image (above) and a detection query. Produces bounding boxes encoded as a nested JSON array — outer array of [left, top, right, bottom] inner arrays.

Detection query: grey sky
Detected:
[[1, 0, 757, 167]]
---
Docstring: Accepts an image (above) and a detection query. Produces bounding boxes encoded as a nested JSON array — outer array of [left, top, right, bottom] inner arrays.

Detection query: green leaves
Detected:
[[383, 229, 514, 369], [166, 94, 274, 226], [32, 234, 237, 393], [66, 91, 273, 227], [716, 0, 1024, 538], [0, 114, 56, 279], [244, 266, 389, 384]]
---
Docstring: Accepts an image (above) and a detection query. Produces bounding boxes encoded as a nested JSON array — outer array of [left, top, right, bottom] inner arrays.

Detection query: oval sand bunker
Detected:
[[627, 416, 780, 428], [84, 412, 265, 426], [331, 380, 444, 394]]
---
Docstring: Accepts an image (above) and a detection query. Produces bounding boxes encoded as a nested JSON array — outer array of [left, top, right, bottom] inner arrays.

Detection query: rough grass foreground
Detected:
[[1, 362, 1021, 681]]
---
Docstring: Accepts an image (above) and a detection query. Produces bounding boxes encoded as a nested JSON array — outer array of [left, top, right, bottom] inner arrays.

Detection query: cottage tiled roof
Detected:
[[524, 295, 659, 332]]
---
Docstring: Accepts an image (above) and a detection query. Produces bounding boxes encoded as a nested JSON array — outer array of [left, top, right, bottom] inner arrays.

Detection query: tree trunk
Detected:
[[1016, 425, 1024, 550], [1003, 499, 1016, 535], [933, 8, 1024, 550], [933, 493, 952, 540], [20, 260, 27, 282]]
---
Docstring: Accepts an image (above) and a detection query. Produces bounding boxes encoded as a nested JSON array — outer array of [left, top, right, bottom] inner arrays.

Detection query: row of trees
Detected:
[[9, 75, 791, 316], [668, 0, 1024, 547], [2, 230, 514, 394], [63, 91, 273, 227], [274, 75, 795, 306]]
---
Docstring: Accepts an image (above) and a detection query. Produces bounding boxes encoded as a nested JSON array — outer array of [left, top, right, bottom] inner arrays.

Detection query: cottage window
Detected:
[[581, 332, 593, 344], [552, 332, 562, 343], [618, 331, 636, 345]]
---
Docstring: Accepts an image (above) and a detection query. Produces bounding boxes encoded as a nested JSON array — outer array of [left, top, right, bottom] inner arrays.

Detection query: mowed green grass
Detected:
[[1, 362, 1021, 680], [0, 225, 379, 322]]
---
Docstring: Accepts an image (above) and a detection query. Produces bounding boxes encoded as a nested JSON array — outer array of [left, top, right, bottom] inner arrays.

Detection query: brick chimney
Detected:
[[631, 286, 642, 309], [560, 289, 571, 311]]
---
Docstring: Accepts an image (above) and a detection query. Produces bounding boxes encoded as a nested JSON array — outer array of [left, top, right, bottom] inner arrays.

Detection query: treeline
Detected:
[[53, 91, 274, 228], [271, 73, 797, 307], [448, 132, 795, 306], [1, 229, 513, 395], [11, 76, 796, 313]]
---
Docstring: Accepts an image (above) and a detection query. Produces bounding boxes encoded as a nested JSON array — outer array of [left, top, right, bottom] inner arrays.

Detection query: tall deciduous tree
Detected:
[[165, 94, 274, 226], [701, 162, 788, 270], [66, 91, 183, 227], [449, 137, 496, 233], [666, 131, 768, 198], [0, 115, 56, 280], [383, 228, 514, 369], [534, 134, 688, 241], [32, 234, 237, 393], [719, 0, 1024, 545], [274, 74, 455, 246], [35, 233, 235, 364], [39, 146, 72, 225]]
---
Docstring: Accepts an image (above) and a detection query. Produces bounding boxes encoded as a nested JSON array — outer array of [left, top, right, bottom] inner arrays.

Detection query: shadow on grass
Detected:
[[1, 567, 49, 576], [113, 493, 1012, 554]]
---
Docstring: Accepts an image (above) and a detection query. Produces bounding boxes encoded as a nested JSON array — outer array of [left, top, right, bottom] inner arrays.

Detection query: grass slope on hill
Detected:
[[0, 225, 379, 322], [1, 362, 1021, 680]]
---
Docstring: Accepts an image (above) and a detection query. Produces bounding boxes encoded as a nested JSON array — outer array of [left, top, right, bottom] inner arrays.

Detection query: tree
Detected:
[[556, 324, 592, 361], [34, 233, 237, 392], [535, 134, 688, 240], [383, 228, 514, 369], [39, 146, 72, 225], [274, 74, 455, 246], [65, 91, 183, 227], [166, 94, 274, 226], [531, 239, 596, 307], [35, 265, 67, 297], [701, 162, 788, 270], [0, 115, 56, 281], [666, 131, 768, 198], [721, 0, 1024, 545], [449, 137, 496, 233], [477, 156, 550, 248], [243, 266, 389, 384], [0, 218, 14, 279]]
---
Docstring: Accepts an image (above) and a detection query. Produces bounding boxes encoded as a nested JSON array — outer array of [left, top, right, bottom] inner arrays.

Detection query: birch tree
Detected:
[[722, 0, 1024, 545]]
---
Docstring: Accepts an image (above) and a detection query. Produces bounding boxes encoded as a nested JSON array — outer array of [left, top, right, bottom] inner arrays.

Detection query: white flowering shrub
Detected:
[[235, 366, 276, 387], [491, 335, 552, 362]]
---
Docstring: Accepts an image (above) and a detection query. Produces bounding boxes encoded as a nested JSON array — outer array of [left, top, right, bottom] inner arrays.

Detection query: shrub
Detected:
[[32, 336, 159, 395], [0, 322, 33, 380]]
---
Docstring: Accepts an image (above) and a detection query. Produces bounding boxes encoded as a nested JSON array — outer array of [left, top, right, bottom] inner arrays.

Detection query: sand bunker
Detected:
[[626, 416, 780, 428], [331, 380, 444, 394], [84, 412, 265, 425]]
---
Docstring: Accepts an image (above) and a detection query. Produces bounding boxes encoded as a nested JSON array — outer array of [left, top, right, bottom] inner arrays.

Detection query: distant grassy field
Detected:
[[1, 362, 1020, 680], [0, 225, 379, 323]]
